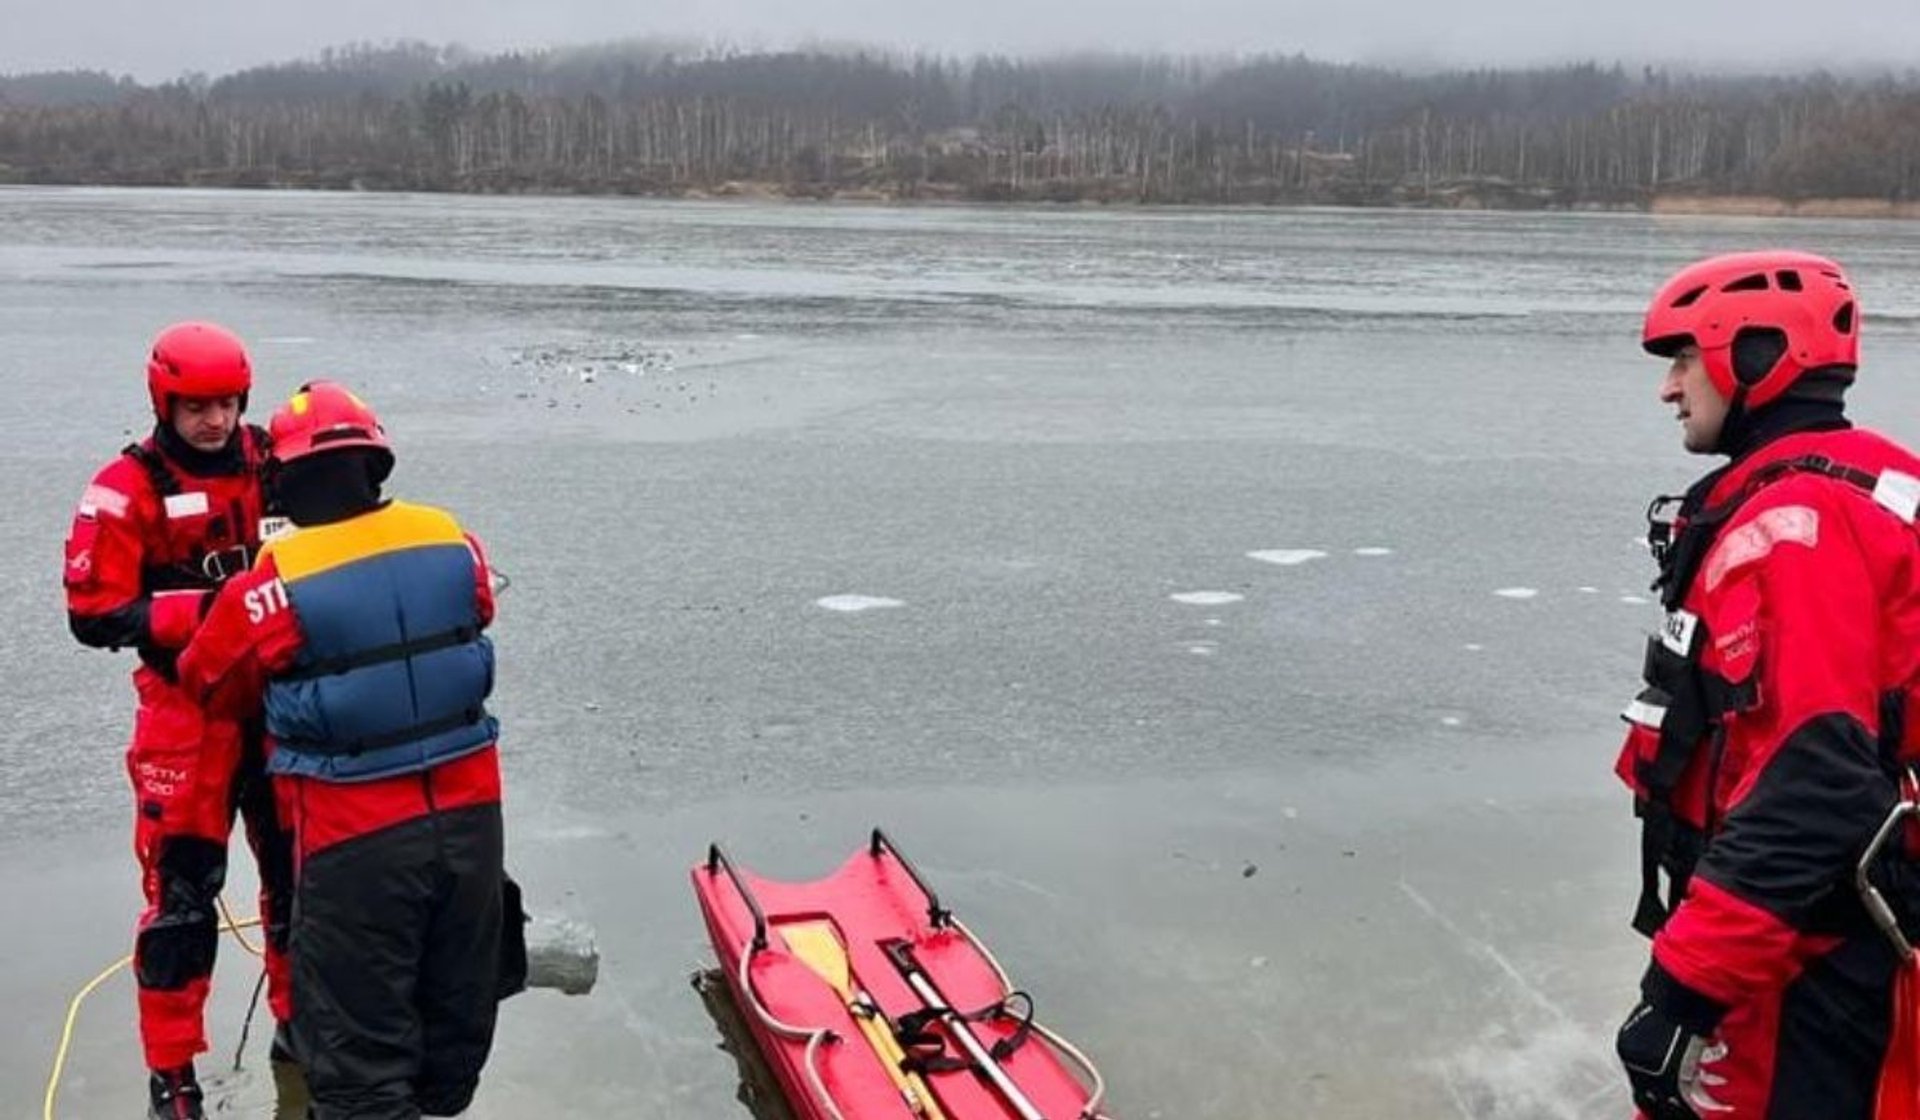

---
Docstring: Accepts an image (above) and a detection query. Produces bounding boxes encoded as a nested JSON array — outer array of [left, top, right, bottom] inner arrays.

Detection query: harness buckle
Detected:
[[200, 545, 253, 584], [1645, 494, 1685, 572]]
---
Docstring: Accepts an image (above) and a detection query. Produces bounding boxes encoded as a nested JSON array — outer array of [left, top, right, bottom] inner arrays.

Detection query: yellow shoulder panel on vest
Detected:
[[263, 501, 465, 582]]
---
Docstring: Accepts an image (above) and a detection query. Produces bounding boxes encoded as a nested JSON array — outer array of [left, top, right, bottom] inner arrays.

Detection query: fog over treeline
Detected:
[[2, 40, 1917, 206]]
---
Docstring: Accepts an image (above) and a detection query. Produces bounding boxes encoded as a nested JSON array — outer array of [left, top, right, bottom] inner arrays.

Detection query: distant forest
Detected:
[[2, 42, 1919, 209]]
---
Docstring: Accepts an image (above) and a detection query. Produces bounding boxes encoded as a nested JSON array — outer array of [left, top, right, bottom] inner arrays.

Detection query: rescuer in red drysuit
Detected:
[[62, 321, 293, 1119], [1616, 251, 1920, 1119]]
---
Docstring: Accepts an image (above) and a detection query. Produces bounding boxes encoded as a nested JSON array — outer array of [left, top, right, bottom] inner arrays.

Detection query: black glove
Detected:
[[1617, 1000, 1714, 1119]]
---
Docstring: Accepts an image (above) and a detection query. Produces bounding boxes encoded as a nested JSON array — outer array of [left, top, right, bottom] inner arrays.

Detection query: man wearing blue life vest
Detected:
[[177, 381, 509, 1120]]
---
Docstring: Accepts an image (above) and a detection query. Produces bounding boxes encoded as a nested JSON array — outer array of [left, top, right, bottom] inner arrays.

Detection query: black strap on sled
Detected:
[[893, 990, 1036, 1074]]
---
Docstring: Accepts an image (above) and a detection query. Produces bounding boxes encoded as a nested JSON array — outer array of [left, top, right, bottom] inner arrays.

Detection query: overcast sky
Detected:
[[3, 0, 1916, 80]]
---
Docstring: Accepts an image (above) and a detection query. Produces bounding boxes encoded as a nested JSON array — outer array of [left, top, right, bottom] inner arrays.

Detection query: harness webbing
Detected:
[[277, 625, 480, 681], [1634, 452, 1910, 936]]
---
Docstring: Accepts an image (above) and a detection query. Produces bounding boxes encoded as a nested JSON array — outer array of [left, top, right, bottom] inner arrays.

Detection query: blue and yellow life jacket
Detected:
[[261, 500, 496, 783]]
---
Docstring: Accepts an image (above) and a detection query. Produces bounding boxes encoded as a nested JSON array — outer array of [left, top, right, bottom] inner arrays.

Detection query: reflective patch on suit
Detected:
[[1705, 505, 1819, 591], [79, 483, 130, 519], [1875, 470, 1920, 524], [1622, 697, 1668, 728], [164, 491, 210, 519]]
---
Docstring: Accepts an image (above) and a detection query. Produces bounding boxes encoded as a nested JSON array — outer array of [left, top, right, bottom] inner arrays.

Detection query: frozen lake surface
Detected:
[[6, 186, 1920, 1117]]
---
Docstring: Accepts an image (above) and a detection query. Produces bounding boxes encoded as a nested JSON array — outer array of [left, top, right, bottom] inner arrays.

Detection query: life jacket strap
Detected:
[[279, 624, 480, 681], [279, 705, 486, 758]]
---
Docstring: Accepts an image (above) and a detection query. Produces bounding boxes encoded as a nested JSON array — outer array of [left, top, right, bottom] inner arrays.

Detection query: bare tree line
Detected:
[[2, 44, 1918, 206]]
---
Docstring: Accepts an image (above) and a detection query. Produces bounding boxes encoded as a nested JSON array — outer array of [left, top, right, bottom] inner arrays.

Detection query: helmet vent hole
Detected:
[[1775, 270, 1803, 292], [1723, 273, 1770, 293], [1834, 301, 1856, 335], [1671, 285, 1709, 308]]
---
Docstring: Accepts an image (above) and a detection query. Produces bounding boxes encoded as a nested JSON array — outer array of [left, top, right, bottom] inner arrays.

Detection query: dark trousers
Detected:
[[291, 801, 504, 1120]]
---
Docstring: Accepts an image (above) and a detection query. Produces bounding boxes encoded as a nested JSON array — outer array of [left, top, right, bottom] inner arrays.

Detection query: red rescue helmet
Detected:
[[146, 321, 252, 420], [1642, 250, 1858, 410], [268, 380, 394, 479]]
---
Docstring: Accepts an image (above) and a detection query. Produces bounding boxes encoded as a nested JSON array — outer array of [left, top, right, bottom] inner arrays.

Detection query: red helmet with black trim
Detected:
[[268, 381, 393, 476], [1642, 250, 1858, 410], [146, 321, 252, 420]]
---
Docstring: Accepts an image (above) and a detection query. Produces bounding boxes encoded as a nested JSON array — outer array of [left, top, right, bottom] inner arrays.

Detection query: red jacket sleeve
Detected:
[[467, 531, 496, 628], [63, 459, 208, 651], [1649, 478, 1898, 1028], [177, 554, 306, 720]]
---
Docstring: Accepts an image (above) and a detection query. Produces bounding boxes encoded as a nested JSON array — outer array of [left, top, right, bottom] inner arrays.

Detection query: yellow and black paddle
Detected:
[[783, 920, 949, 1120]]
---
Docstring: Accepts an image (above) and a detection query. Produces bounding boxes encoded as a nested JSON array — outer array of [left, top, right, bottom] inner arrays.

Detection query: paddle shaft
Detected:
[[782, 921, 947, 1119], [889, 947, 1047, 1120]]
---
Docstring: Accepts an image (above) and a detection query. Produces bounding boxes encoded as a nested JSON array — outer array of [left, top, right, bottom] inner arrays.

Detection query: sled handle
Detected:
[[871, 828, 950, 929], [706, 843, 770, 952]]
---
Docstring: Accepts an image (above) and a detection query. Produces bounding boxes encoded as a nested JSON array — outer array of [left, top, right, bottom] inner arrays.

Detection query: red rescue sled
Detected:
[[692, 829, 1112, 1120]]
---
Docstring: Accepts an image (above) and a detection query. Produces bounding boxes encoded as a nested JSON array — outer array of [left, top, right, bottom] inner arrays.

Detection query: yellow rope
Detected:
[[216, 895, 264, 958], [43, 903, 264, 1120], [42, 952, 132, 1120]]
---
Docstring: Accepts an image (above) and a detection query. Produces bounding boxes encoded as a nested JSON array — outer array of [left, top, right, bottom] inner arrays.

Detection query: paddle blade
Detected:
[[781, 920, 853, 998], [781, 920, 952, 1120]]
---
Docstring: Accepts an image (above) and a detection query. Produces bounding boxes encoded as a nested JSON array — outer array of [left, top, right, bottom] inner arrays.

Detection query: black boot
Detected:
[[270, 1021, 299, 1065], [147, 1064, 204, 1120], [270, 1022, 311, 1120]]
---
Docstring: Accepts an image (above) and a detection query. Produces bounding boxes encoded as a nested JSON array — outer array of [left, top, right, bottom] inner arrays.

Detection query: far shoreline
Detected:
[[1648, 194, 1920, 220], [3, 173, 1915, 220]]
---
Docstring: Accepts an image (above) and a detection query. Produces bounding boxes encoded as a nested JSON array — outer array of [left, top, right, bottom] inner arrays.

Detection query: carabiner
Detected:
[[1857, 775, 1920, 962]]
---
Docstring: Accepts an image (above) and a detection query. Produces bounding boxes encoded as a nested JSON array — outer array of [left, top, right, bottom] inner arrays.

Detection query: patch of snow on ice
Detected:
[[1171, 591, 1244, 606], [1247, 549, 1327, 566], [815, 595, 905, 613]]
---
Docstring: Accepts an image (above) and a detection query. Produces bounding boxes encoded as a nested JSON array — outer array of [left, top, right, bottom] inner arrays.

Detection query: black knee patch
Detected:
[[136, 835, 227, 990]]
